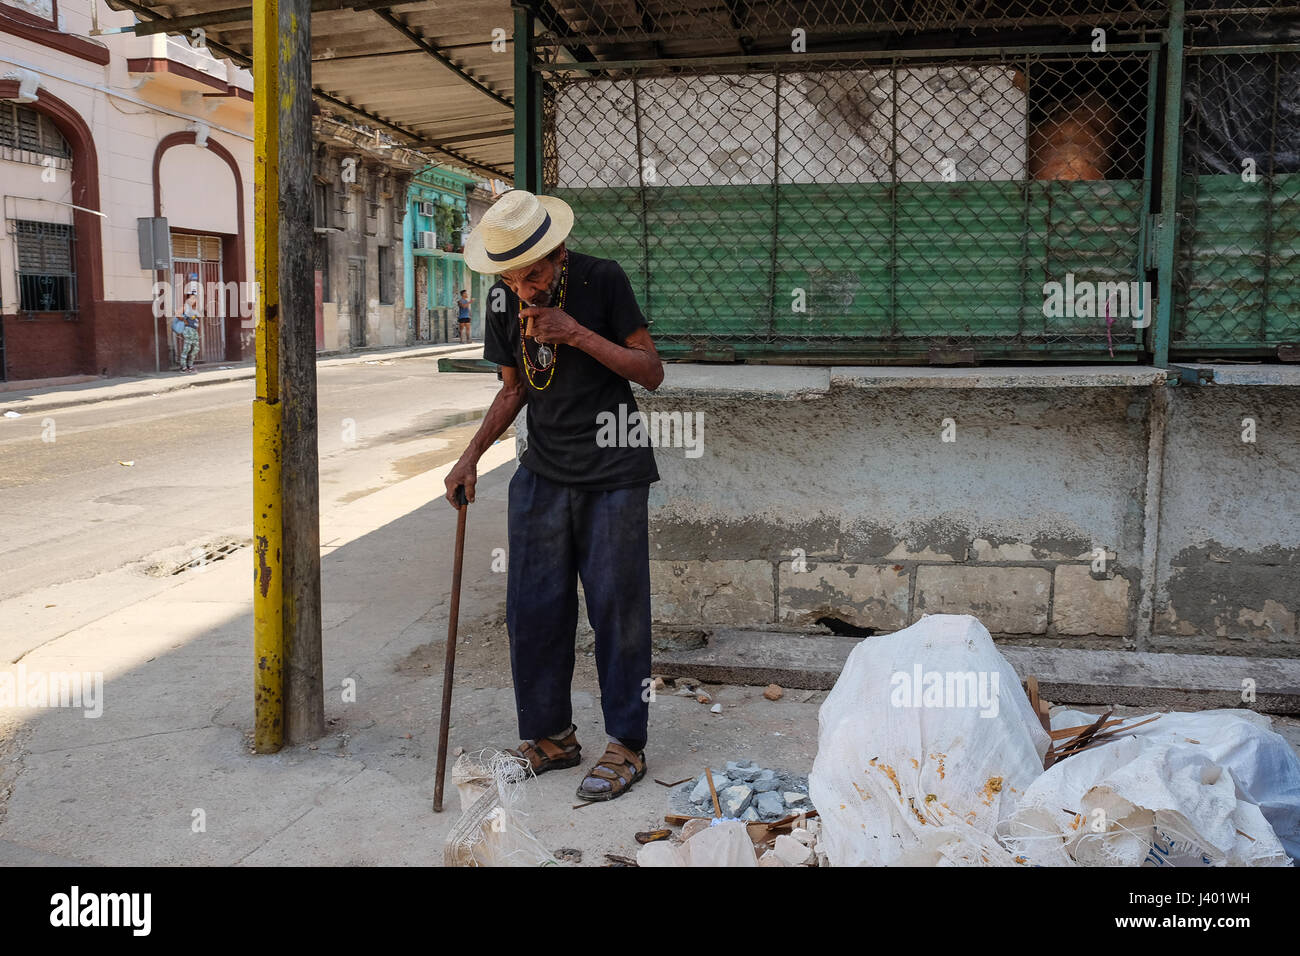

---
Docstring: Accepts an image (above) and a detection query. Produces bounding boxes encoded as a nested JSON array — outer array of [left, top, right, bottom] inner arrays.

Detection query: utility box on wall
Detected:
[[137, 217, 170, 270]]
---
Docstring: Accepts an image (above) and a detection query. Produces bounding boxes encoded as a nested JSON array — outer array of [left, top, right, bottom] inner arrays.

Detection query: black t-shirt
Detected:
[[483, 251, 660, 490]]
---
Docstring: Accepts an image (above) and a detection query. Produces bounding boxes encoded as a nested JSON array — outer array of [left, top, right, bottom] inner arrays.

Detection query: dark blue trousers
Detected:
[[506, 464, 651, 751]]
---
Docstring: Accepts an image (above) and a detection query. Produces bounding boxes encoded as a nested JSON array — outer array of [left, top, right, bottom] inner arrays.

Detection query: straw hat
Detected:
[[463, 189, 574, 274]]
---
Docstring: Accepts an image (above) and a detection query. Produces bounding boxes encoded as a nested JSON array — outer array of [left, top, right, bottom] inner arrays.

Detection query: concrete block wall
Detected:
[[1152, 383, 1300, 653], [627, 367, 1300, 656]]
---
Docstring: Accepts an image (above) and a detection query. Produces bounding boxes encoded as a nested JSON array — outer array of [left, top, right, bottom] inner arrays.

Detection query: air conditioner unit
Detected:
[[418, 201, 436, 217], [417, 231, 437, 250]]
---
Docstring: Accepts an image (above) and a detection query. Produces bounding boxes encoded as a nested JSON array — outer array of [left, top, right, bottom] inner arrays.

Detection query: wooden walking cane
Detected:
[[433, 484, 468, 813]]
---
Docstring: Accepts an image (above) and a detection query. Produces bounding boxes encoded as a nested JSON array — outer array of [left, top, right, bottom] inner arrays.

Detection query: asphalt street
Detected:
[[0, 358, 502, 602]]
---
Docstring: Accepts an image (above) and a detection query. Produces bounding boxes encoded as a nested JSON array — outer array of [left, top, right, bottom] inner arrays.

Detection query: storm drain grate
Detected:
[[170, 541, 247, 575]]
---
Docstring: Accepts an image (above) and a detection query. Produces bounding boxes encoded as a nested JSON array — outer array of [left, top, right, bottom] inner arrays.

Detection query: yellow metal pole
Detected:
[[253, 0, 284, 753]]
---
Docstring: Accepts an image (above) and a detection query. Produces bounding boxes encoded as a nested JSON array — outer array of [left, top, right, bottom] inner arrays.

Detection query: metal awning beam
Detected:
[[310, 87, 511, 177], [130, 0, 407, 36], [427, 126, 513, 145], [313, 38, 513, 61], [312, 48, 424, 63], [628, 0, 663, 59], [722, 0, 753, 55], [371, 8, 513, 110], [524, 0, 596, 62], [108, 0, 512, 179], [309, 38, 506, 63]]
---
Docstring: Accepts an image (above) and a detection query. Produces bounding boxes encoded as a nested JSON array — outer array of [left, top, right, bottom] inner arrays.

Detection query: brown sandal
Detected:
[[508, 726, 582, 775], [575, 742, 646, 802]]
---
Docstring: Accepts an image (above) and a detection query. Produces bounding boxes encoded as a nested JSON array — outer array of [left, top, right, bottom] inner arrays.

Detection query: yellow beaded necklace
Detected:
[[518, 253, 568, 392]]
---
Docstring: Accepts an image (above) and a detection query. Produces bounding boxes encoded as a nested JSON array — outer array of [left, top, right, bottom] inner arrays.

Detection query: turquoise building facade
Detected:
[[404, 164, 482, 342]]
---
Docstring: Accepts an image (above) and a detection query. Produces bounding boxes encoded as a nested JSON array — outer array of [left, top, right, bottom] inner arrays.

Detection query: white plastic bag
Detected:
[[998, 709, 1297, 866], [1081, 708, 1300, 862], [443, 750, 557, 866], [809, 614, 1049, 866]]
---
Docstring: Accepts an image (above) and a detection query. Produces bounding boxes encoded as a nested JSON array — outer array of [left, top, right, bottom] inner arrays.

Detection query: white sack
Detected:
[[809, 614, 1049, 866], [997, 709, 1296, 867]]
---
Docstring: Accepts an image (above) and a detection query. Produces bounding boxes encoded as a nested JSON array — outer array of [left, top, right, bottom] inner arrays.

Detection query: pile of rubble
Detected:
[[638, 808, 827, 867], [671, 761, 813, 823], [632, 759, 826, 867]]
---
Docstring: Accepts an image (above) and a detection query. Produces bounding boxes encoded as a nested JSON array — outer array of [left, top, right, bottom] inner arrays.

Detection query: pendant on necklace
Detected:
[[534, 343, 554, 369]]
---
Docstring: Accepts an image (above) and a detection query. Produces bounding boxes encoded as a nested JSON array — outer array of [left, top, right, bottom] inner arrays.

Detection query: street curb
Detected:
[[1, 343, 483, 415]]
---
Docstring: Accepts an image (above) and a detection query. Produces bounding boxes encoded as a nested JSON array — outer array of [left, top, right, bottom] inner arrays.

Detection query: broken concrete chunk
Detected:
[[726, 761, 761, 782], [774, 834, 815, 866], [637, 841, 687, 867], [741, 806, 760, 822], [690, 773, 730, 803], [791, 827, 816, 847], [783, 791, 807, 805], [752, 769, 779, 793], [755, 791, 786, 818], [757, 849, 787, 867], [710, 703, 722, 714], [719, 784, 754, 816]]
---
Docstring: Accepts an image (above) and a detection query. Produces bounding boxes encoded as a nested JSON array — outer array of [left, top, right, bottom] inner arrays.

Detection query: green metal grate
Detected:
[[1173, 44, 1300, 356], [529, 2, 1298, 363], [545, 51, 1158, 361]]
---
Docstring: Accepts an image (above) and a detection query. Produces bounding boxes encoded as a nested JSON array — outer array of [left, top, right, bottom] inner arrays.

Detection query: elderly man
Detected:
[[446, 189, 664, 802]]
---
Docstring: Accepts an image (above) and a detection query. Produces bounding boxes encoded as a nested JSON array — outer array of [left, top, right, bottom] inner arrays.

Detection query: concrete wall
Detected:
[[627, 366, 1300, 656], [1154, 379, 1300, 652]]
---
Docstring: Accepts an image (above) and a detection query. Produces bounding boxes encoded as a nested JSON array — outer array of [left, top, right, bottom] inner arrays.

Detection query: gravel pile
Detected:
[[669, 760, 815, 823]]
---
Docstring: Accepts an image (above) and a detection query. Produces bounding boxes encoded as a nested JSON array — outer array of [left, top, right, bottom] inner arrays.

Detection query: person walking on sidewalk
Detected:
[[445, 189, 665, 802], [456, 289, 473, 343], [178, 286, 202, 373]]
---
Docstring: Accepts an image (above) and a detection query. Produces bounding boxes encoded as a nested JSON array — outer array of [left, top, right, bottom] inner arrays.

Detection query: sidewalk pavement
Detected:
[[7, 392, 1295, 864], [0, 342, 483, 415], [0, 437, 826, 866]]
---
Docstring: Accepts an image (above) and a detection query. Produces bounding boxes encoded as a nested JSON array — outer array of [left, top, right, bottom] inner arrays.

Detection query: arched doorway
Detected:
[[153, 134, 248, 366]]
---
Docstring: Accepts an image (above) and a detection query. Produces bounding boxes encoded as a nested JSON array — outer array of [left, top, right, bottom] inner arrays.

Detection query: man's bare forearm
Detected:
[[571, 326, 664, 390], [463, 376, 526, 462]]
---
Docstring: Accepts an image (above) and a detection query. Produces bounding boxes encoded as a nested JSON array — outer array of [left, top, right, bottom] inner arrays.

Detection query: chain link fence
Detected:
[[1174, 6, 1300, 356], [536, 1, 1172, 51], [536, 2, 1298, 361]]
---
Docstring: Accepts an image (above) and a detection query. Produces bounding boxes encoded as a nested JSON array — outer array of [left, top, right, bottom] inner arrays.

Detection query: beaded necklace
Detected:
[[518, 253, 568, 392]]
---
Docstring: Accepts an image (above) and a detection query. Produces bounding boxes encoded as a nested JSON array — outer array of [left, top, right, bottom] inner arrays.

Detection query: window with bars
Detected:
[[378, 245, 393, 304], [314, 182, 330, 229], [170, 234, 222, 260], [0, 104, 71, 165], [314, 235, 331, 301], [365, 170, 381, 231], [14, 220, 77, 313]]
